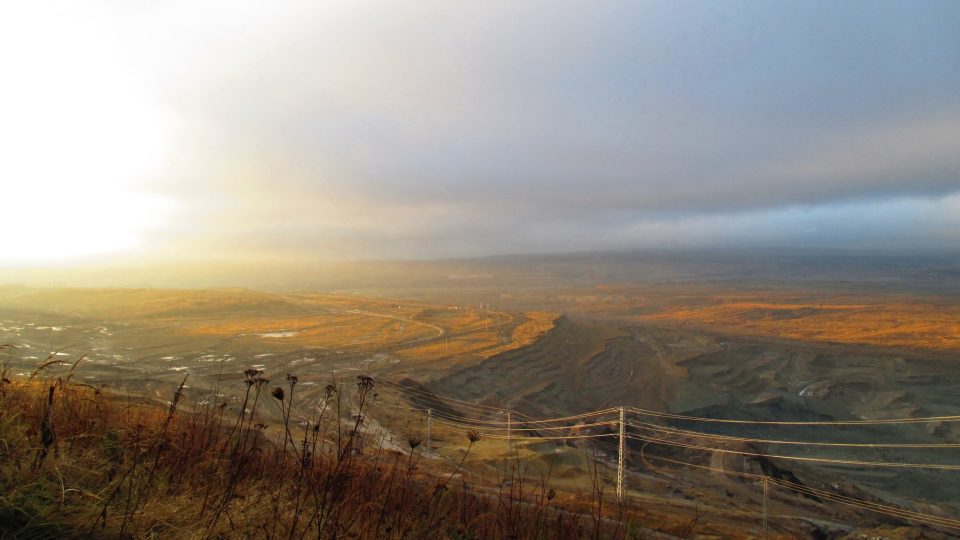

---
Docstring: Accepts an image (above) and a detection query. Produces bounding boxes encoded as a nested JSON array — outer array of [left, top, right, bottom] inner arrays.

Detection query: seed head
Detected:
[[286, 373, 298, 386], [271, 387, 285, 401], [467, 430, 481, 443], [407, 434, 422, 449], [547, 488, 556, 501], [356, 375, 374, 392]]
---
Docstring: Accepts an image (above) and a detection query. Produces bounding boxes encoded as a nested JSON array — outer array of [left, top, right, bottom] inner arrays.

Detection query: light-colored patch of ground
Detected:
[[640, 296, 960, 352]]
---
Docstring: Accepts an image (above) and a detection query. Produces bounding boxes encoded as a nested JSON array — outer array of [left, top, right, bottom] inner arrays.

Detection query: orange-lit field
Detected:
[[395, 309, 556, 362], [0, 287, 557, 376], [638, 293, 960, 352], [649, 300, 960, 350], [543, 285, 960, 353], [184, 311, 438, 349]]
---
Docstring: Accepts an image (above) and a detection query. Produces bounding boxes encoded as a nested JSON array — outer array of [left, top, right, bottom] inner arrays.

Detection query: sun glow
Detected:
[[0, 3, 174, 264]]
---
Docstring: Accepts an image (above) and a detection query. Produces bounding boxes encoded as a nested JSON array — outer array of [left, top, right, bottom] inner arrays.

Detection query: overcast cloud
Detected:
[[4, 0, 960, 263]]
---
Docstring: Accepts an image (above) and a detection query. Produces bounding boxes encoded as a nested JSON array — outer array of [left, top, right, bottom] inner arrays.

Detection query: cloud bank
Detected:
[[3, 0, 959, 264]]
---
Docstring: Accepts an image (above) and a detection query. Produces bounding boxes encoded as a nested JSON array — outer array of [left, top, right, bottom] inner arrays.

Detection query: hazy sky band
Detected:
[[1, 0, 958, 264]]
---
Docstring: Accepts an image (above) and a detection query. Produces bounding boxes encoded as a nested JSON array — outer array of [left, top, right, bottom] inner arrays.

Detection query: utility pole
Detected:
[[762, 476, 769, 539], [426, 408, 432, 454], [617, 407, 626, 501]]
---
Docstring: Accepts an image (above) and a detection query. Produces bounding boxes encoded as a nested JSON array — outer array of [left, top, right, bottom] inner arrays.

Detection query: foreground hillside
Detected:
[[5, 351, 959, 539], [0, 366, 705, 539]]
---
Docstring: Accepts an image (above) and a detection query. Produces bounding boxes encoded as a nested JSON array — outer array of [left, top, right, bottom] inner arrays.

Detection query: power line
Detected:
[[380, 378, 960, 428], [376, 383, 618, 425], [628, 406, 960, 426], [627, 420, 960, 448], [378, 379, 960, 449], [377, 392, 960, 469], [426, 413, 616, 436], [626, 433, 960, 471], [404, 405, 960, 529], [374, 392, 618, 430], [429, 418, 618, 442], [369, 377, 960, 532], [379, 378, 619, 424]]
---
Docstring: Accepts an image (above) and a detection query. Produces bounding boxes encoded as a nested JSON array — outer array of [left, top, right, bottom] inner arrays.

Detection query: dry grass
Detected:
[[0, 365, 674, 539]]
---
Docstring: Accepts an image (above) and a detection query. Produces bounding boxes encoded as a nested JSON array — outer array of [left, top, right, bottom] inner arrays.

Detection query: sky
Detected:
[[1, 0, 959, 269]]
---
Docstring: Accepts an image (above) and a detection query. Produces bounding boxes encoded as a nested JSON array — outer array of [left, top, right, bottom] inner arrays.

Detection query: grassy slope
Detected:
[[0, 369, 709, 540]]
